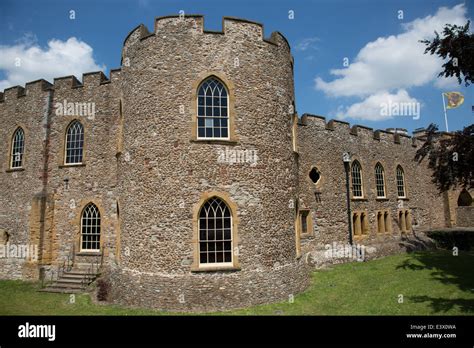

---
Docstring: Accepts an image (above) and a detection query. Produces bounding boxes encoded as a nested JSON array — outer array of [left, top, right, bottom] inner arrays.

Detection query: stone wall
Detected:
[[296, 114, 447, 266], [456, 207, 474, 227], [113, 15, 307, 311], [0, 80, 52, 279], [46, 71, 121, 266], [0, 70, 122, 279]]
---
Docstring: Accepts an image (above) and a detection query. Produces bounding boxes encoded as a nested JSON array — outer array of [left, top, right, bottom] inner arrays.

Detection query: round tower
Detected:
[[109, 15, 309, 311]]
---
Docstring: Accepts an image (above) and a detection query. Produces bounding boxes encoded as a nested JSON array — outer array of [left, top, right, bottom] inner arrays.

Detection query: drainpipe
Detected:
[[343, 152, 353, 245], [38, 88, 54, 266]]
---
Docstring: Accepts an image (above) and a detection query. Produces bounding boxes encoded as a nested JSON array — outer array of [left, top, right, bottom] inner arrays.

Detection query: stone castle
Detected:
[[1, 15, 472, 312]]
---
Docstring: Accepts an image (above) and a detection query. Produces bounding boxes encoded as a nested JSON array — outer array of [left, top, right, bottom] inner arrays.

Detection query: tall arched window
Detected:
[[198, 197, 232, 265], [65, 120, 84, 164], [10, 127, 25, 168], [81, 203, 101, 251], [375, 163, 386, 198], [351, 160, 363, 198], [197, 77, 229, 139], [396, 165, 406, 198]]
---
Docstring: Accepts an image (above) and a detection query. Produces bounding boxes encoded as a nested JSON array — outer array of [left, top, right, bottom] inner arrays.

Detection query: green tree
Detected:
[[415, 123, 474, 191], [420, 21, 474, 86]]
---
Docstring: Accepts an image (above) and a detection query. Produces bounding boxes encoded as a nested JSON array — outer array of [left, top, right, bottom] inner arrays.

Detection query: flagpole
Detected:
[[442, 93, 449, 132]]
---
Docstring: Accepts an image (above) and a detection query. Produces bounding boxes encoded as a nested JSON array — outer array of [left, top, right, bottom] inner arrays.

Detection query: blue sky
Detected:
[[0, 0, 472, 132]]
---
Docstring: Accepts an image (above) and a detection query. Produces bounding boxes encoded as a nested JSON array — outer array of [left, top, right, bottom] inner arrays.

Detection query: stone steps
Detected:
[[39, 288, 84, 294], [39, 265, 100, 294]]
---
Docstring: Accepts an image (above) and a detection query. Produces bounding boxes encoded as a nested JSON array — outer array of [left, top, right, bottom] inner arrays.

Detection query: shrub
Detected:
[[96, 278, 111, 301], [426, 230, 474, 251]]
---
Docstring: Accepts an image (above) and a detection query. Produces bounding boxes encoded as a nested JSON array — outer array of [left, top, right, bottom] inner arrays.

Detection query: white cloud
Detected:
[[315, 3, 468, 121], [433, 75, 460, 89], [295, 37, 320, 51], [0, 36, 105, 91], [335, 89, 420, 121]]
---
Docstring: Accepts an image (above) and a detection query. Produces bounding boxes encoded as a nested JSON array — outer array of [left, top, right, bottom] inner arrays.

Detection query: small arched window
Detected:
[[81, 203, 101, 251], [309, 167, 321, 184], [351, 160, 363, 198], [65, 120, 84, 164], [198, 197, 232, 265], [396, 165, 406, 198], [457, 189, 472, 206], [10, 127, 25, 168], [197, 77, 229, 139], [375, 163, 386, 198]]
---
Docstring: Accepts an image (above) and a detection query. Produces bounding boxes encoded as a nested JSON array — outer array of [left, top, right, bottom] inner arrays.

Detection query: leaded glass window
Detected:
[[197, 77, 229, 139], [65, 120, 84, 164], [81, 203, 101, 251], [198, 197, 232, 265], [375, 163, 386, 198], [11, 127, 25, 168]]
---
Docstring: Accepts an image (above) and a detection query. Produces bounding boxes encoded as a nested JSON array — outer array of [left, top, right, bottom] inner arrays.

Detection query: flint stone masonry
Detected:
[[456, 207, 474, 227], [0, 15, 469, 311]]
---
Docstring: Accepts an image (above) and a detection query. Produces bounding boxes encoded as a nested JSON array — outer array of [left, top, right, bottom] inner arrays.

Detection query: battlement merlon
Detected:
[[0, 81, 52, 103], [122, 15, 292, 53], [300, 113, 419, 147]]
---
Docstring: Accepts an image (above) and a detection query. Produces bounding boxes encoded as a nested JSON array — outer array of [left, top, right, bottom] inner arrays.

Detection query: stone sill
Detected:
[[397, 197, 409, 200], [59, 163, 86, 168], [375, 198, 389, 201], [353, 234, 369, 239], [191, 266, 241, 273], [190, 139, 238, 146], [351, 197, 368, 201], [76, 252, 102, 257], [6, 168, 25, 173]]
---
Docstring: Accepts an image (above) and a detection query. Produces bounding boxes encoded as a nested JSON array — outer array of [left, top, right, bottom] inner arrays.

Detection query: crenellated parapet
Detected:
[[0, 70, 122, 105], [300, 113, 419, 148], [52, 70, 122, 90], [122, 15, 291, 59]]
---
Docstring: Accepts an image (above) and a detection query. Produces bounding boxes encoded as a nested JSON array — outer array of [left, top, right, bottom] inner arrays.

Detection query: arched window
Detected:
[[375, 163, 386, 198], [309, 167, 321, 184], [81, 203, 101, 251], [10, 127, 25, 168], [197, 77, 229, 139], [351, 160, 363, 198], [65, 120, 84, 164], [198, 197, 232, 265], [396, 165, 406, 198], [457, 189, 472, 206]]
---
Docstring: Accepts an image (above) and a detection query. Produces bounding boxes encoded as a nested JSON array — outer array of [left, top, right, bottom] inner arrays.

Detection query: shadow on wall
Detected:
[[396, 251, 474, 314]]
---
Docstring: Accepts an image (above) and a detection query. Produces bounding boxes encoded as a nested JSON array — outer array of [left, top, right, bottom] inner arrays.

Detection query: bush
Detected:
[[426, 230, 474, 251], [96, 278, 111, 301]]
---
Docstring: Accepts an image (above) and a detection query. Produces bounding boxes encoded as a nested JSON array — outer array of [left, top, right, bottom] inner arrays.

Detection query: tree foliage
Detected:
[[415, 123, 474, 192], [420, 21, 474, 86]]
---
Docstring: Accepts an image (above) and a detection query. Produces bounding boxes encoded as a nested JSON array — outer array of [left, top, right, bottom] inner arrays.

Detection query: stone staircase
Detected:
[[40, 262, 100, 293], [399, 230, 437, 252]]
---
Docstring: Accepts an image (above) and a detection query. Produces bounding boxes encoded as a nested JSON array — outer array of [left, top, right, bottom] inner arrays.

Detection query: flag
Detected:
[[443, 92, 464, 109]]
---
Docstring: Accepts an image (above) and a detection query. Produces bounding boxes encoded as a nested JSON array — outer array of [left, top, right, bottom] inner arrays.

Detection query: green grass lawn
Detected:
[[1, 250, 473, 315]]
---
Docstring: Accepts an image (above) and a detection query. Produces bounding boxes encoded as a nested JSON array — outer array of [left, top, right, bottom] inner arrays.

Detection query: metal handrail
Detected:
[[41, 242, 76, 289], [80, 246, 105, 289]]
